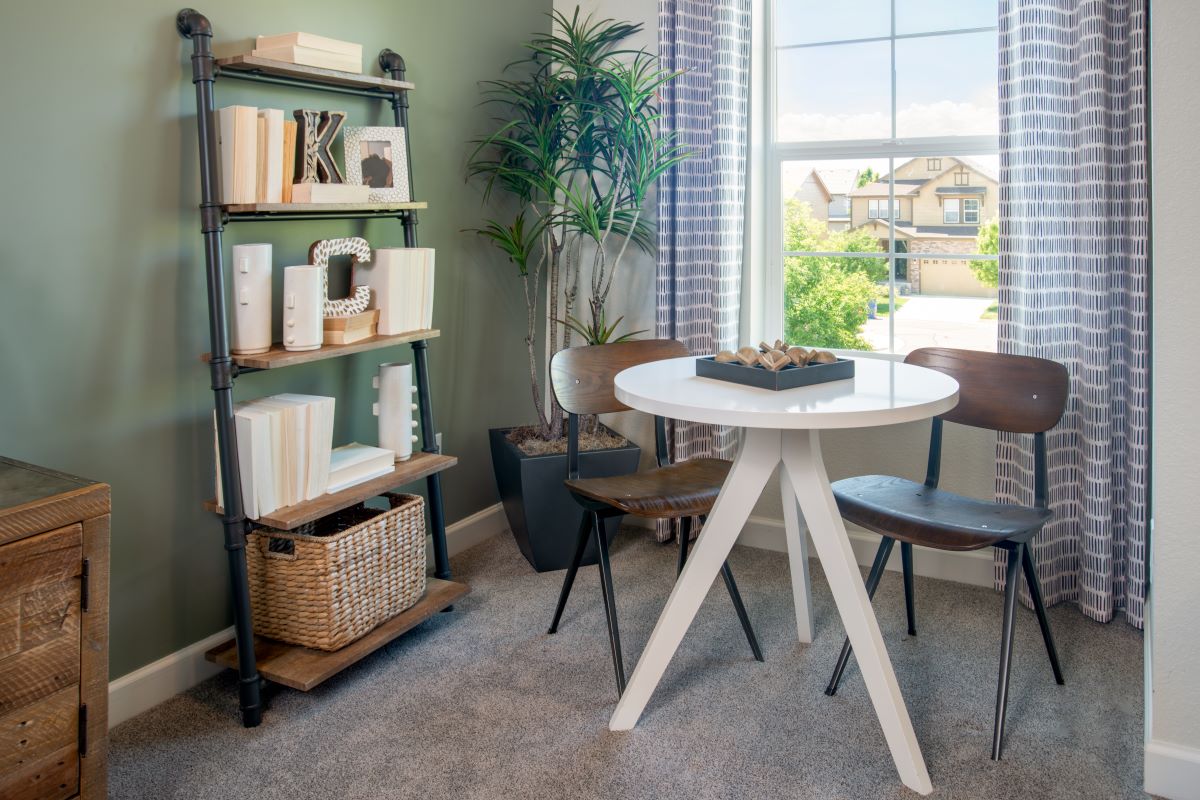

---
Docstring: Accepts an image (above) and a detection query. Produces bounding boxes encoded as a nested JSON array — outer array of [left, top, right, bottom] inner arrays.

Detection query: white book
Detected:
[[290, 183, 371, 204], [255, 32, 363, 58], [275, 394, 335, 499], [327, 443, 395, 494], [257, 109, 284, 203], [421, 251, 435, 329], [235, 406, 278, 518], [252, 45, 362, 74], [217, 106, 258, 204], [251, 397, 308, 507]]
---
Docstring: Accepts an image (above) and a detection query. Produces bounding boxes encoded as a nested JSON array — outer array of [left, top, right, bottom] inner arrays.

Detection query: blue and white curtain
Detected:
[[996, 0, 1148, 627], [654, 0, 752, 541]]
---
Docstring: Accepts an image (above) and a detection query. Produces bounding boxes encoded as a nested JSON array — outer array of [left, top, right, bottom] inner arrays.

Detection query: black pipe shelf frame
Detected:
[[177, 8, 464, 727]]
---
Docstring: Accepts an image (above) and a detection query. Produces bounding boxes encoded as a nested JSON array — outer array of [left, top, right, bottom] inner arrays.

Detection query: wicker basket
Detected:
[[245, 493, 427, 651]]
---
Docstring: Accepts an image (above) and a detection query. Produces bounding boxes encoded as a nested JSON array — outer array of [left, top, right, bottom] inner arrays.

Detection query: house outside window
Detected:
[[927, 158, 942, 171], [944, 198, 961, 224], [955, 169, 970, 186]]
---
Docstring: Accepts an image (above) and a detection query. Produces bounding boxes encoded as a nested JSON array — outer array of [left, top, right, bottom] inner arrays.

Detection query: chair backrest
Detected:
[[550, 339, 690, 415], [905, 347, 1068, 434]]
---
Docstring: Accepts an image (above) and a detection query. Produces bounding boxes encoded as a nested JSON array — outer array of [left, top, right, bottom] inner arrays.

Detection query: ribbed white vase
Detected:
[[373, 361, 418, 461]]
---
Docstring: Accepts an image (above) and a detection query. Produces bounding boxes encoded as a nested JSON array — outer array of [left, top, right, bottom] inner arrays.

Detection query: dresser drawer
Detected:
[[0, 524, 83, 800]]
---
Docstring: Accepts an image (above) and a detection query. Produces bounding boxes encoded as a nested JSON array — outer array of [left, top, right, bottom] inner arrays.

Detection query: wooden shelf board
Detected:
[[203, 328, 440, 370], [205, 578, 469, 691], [217, 55, 416, 93], [205, 452, 457, 530], [223, 201, 427, 214]]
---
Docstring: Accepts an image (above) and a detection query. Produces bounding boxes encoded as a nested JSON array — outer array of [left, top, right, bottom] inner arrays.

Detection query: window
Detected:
[[771, 1, 1000, 354], [868, 199, 899, 220], [964, 198, 980, 223], [944, 198, 961, 224]]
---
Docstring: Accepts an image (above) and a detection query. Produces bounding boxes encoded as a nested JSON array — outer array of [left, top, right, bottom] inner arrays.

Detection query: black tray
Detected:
[[695, 355, 855, 390]]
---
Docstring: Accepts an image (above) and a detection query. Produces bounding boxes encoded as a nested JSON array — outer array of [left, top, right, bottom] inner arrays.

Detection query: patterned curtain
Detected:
[[654, 0, 752, 542], [995, 0, 1148, 627]]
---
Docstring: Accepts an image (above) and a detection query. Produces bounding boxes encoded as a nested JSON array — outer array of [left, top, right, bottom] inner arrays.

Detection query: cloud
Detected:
[[779, 100, 998, 142]]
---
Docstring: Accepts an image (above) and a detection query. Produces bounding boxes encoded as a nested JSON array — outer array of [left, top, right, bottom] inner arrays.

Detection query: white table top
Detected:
[[614, 355, 959, 430]]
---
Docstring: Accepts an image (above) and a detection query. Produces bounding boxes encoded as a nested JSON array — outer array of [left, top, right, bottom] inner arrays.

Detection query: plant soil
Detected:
[[507, 425, 630, 457]]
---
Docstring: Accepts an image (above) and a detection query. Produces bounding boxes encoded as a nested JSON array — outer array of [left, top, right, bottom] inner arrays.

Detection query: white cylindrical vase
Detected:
[[281, 265, 323, 351], [230, 243, 272, 355], [372, 361, 419, 461]]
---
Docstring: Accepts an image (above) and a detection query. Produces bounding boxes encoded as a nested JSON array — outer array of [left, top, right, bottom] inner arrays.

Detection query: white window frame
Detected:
[[944, 197, 961, 224], [963, 198, 980, 223], [868, 199, 899, 220], [763, 0, 1000, 351]]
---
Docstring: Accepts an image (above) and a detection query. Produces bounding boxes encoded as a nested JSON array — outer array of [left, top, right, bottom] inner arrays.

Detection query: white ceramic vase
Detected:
[[230, 243, 272, 355], [281, 265, 323, 351], [373, 361, 418, 461]]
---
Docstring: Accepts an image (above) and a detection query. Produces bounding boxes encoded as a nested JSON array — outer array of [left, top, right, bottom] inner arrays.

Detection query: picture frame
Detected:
[[342, 126, 411, 202]]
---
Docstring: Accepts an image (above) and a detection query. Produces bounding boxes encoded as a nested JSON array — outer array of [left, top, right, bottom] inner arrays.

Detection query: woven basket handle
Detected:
[[262, 535, 298, 561]]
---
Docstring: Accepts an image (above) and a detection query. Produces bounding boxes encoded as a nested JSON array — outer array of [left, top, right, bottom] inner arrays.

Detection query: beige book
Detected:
[[217, 105, 257, 204], [257, 109, 284, 203], [281, 120, 298, 203], [290, 183, 370, 204], [255, 32, 362, 58], [251, 45, 362, 74]]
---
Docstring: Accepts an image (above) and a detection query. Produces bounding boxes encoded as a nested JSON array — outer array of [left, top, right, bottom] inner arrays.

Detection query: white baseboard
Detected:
[[108, 503, 507, 729], [1145, 740, 1200, 799], [108, 626, 235, 728]]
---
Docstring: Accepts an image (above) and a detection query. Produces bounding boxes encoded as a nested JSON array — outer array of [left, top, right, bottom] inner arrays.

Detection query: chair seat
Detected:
[[565, 458, 731, 519], [832, 475, 1052, 551]]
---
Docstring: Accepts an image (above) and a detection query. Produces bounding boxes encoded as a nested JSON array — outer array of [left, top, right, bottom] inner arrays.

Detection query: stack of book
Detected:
[[252, 32, 363, 74], [327, 443, 397, 494], [217, 105, 298, 205], [215, 394, 335, 519], [360, 248, 436, 335]]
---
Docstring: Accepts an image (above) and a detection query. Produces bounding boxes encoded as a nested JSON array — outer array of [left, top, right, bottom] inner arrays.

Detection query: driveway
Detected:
[[863, 294, 997, 353]]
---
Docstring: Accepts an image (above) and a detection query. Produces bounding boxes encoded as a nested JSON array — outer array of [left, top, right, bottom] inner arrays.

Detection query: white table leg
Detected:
[[780, 463, 814, 644], [782, 429, 932, 796], [609, 427, 780, 731]]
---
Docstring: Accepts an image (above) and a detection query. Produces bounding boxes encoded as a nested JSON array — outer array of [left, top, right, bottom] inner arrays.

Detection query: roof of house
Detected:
[[935, 186, 988, 195], [850, 181, 923, 197], [860, 219, 980, 239], [813, 168, 859, 196]]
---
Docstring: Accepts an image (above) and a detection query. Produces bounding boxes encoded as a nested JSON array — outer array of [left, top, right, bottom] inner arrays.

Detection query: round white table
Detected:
[[608, 355, 959, 796]]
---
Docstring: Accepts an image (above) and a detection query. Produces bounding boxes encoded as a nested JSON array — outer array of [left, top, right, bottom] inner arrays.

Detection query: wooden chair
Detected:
[[547, 340, 764, 695], [825, 347, 1068, 760]]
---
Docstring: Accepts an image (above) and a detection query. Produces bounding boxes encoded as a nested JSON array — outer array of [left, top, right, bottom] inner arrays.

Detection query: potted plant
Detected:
[[469, 9, 687, 571]]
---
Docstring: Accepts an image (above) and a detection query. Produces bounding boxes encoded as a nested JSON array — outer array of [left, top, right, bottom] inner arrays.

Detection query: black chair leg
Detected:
[[720, 562, 764, 662], [676, 516, 692, 576], [594, 512, 626, 695], [685, 515, 763, 662], [826, 536, 896, 696], [992, 542, 1023, 760], [548, 512, 592, 634], [1021, 544, 1065, 685], [901, 541, 916, 636]]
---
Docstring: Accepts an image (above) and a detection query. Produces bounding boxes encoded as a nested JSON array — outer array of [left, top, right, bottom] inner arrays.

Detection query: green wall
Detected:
[[0, 0, 547, 677]]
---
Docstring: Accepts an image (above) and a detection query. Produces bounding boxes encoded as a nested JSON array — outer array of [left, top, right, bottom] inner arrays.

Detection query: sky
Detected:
[[774, 0, 999, 150]]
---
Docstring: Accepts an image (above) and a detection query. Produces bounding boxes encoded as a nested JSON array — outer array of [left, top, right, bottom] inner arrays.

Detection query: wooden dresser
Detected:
[[0, 457, 108, 800]]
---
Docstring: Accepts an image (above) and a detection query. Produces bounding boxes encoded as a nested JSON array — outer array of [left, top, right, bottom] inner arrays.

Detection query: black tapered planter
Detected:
[[489, 426, 641, 572]]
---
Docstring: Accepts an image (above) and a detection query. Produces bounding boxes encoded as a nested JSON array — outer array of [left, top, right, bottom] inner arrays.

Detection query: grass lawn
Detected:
[[873, 295, 909, 316], [981, 302, 998, 320]]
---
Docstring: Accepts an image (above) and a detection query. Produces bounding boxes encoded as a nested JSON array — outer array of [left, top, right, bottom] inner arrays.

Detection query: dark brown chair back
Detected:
[[551, 340, 690, 415], [905, 347, 1068, 434]]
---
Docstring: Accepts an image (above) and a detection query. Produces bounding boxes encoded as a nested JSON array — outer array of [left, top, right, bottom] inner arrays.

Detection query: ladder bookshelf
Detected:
[[177, 9, 468, 727]]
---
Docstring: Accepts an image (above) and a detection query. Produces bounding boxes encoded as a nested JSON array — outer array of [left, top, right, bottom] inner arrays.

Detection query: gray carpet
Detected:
[[110, 531, 1145, 799]]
